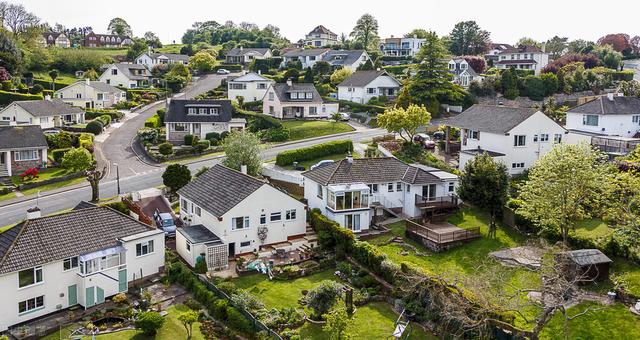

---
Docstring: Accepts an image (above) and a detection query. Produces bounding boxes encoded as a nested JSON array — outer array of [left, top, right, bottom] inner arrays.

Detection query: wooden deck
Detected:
[[405, 219, 480, 250], [415, 194, 459, 210]]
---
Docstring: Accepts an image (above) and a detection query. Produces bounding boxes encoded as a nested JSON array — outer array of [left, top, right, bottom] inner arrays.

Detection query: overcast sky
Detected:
[[14, 0, 640, 45]]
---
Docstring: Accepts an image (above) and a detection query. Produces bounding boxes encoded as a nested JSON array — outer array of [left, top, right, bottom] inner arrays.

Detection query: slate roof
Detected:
[[13, 99, 84, 118], [62, 80, 123, 93], [446, 105, 538, 134], [178, 224, 223, 245], [488, 43, 514, 51], [227, 48, 271, 57], [0, 205, 156, 274], [283, 48, 329, 57], [498, 45, 544, 54], [460, 148, 506, 157], [338, 70, 399, 88], [229, 73, 272, 82], [148, 52, 189, 62], [302, 157, 447, 185], [165, 99, 234, 123], [564, 249, 612, 266], [568, 96, 640, 115], [323, 50, 367, 68], [112, 63, 149, 80], [271, 83, 323, 103], [0, 125, 48, 150], [177, 164, 266, 217], [308, 25, 336, 36], [450, 59, 479, 77]]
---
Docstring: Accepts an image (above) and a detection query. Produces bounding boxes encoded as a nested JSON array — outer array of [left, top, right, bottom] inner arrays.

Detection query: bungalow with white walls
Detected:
[[303, 157, 459, 232], [227, 72, 274, 102], [0, 125, 48, 178], [263, 80, 339, 119], [0, 203, 164, 332], [164, 99, 246, 143], [379, 36, 425, 57], [282, 49, 330, 69], [136, 52, 189, 69], [225, 47, 272, 64], [322, 50, 370, 72], [98, 63, 151, 89], [55, 79, 126, 109], [448, 59, 484, 87], [446, 105, 567, 175], [337, 70, 401, 104], [0, 98, 85, 129], [176, 164, 307, 269]]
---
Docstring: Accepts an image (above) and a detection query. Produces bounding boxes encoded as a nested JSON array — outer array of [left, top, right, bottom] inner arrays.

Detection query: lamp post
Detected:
[[114, 162, 121, 195]]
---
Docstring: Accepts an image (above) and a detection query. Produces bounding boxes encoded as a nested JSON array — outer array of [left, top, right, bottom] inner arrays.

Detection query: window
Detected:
[[396, 182, 403, 192], [76, 93, 82, 98], [173, 123, 188, 132], [186, 241, 191, 252], [270, 212, 282, 222], [232, 216, 250, 230], [291, 92, 298, 99], [111, 69, 117, 75], [188, 108, 196, 114], [368, 184, 379, 193], [467, 129, 479, 140], [15, 150, 38, 161], [136, 240, 154, 257], [286, 209, 297, 220], [512, 162, 525, 169], [268, 92, 274, 101], [260, 214, 267, 225], [387, 183, 394, 192], [348, 87, 354, 92], [513, 135, 526, 147], [181, 199, 189, 212], [229, 83, 244, 90], [306, 92, 313, 99], [583, 114, 599, 126], [317, 184, 323, 198], [634, 115, 640, 124], [18, 267, 43, 288], [195, 206, 201, 217], [257, 83, 267, 89], [97, 93, 104, 100], [18, 296, 44, 314], [554, 133, 562, 143], [63, 257, 78, 271], [240, 241, 251, 247], [198, 108, 206, 114], [539, 134, 549, 142], [210, 108, 219, 115], [367, 88, 376, 94], [309, 107, 317, 115], [40, 117, 49, 124], [448, 182, 455, 192]]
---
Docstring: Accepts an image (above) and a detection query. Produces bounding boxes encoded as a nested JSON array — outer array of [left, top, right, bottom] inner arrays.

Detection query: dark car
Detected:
[[153, 209, 176, 237], [413, 133, 436, 149]]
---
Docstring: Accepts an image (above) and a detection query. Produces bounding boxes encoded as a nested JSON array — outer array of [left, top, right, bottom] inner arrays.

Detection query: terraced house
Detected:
[[0, 203, 165, 332]]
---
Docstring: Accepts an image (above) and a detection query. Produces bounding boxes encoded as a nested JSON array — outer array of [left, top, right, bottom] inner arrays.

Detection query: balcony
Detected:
[[415, 194, 459, 210], [327, 184, 370, 212], [405, 219, 480, 251]]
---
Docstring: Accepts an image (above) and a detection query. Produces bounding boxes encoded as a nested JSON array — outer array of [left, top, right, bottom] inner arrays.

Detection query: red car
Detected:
[[413, 133, 436, 149]]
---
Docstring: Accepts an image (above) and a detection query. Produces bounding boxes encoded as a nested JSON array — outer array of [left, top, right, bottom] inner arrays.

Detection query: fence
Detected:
[[193, 273, 283, 340]]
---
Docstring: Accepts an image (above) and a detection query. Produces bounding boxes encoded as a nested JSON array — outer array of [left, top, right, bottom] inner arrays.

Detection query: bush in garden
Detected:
[[144, 115, 161, 128], [112, 293, 127, 304], [135, 311, 165, 335], [51, 148, 70, 163], [205, 132, 220, 141], [263, 127, 290, 142], [305, 280, 342, 319], [137, 128, 159, 144], [194, 257, 207, 274], [52, 131, 74, 149], [61, 147, 93, 172], [220, 131, 230, 140], [226, 306, 253, 334], [30, 84, 44, 94], [99, 114, 112, 126], [230, 290, 264, 314], [275, 140, 353, 166], [216, 281, 237, 296], [85, 121, 103, 135], [19, 168, 39, 181], [158, 142, 173, 156], [184, 134, 194, 146]]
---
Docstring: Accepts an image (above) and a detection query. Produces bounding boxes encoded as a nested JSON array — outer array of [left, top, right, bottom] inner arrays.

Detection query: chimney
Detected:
[[240, 165, 247, 175], [346, 152, 353, 164], [44, 95, 51, 101], [541, 42, 546, 53], [607, 93, 615, 101], [85, 78, 90, 85], [26, 207, 41, 220], [258, 70, 261, 75], [240, 46, 243, 51], [286, 78, 293, 87]]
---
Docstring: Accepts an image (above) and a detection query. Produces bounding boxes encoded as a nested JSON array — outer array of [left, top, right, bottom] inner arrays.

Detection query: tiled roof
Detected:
[[165, 99, 234, 123], [0, 125, 48, 150], [271, 83, 323, 103], [338, 70, 399, 88], [0, 205, 156, 274], [563, 249, 612, 266], [177, 164, 266, 217], [148, 53, 189, 62], [498, 45, 544, 54], [322, 50, 367, 67], [227, 48, 271, 57], [112, 63, 149, 80], [446, 105, 538, 134], [229, 73, 272, 82], [568, 96, 640, 115], [283, 48, 329, 57], [13, 99, 84, 118], [308, 25, 336, 36]]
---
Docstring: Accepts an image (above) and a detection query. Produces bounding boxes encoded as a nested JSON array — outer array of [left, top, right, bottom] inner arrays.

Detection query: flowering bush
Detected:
[[20, 168, 39, 181]]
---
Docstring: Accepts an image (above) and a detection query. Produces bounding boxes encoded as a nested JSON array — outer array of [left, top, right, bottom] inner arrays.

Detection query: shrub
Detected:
[[217, 281, 238, 296], [156, 108, 166, 125], [61, 147, 93, 172], [220, 131, 230, 140], [51, 148, 71, 163], [194, 257, 207, 274], [30, 84, 44, 94], [158, 142, 173, 156], [226, 306, 253, 334], [205, 132, 220, 141], [98, 114, 112, 126], [275, 140, 353, 166], [85, 121, 103, 135], [137, 128, 159, 144], [19, 168, 39, 181], [144, 115, 161, 128], [262, 127, 290, 142], [135, 311, 165, 335], [0, 90, 43, 105], [184, 134, 194, 146], [112, 293, 128, 304]]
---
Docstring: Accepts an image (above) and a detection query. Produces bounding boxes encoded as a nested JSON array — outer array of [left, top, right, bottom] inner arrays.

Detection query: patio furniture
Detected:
[[276, 248, 286, 258]]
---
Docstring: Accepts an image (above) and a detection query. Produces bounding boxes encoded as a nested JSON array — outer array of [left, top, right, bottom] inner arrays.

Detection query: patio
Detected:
[[405, 219, 481, 252]]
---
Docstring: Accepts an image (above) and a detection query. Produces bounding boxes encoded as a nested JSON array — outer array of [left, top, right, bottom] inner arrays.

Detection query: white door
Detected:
[[346, 214, 361, 232]]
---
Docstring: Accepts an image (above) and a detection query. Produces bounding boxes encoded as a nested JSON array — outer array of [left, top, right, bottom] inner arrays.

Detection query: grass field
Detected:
[[573, 218, 614, 240], [282, 120, 354, 141], [33, 71, 78, 86], [538, 302, 640, 339], [154, 44, 187, 54], [11, 167, 72, 186]]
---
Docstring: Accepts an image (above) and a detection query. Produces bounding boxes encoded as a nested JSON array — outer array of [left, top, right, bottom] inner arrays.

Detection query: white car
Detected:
[[337, 112, 350, 121], [217, 69, 230, 75], [310, 160, 335, 170]]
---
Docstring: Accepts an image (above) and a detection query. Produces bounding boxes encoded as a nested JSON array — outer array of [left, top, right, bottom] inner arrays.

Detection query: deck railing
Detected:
[[405, 219, 480, 244], [414, 194, 458, 208]]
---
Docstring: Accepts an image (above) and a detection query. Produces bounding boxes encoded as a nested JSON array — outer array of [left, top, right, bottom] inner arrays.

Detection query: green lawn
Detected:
[[0, 189, 16, 202], [155, 44, 187, 54], [282, 120, 354, 141], [283, 152, 359, 170], [539, 302, 640, 339], [11, 167, 72, 186], [573, 218, 614, 240], [33, 71, 78, 86]]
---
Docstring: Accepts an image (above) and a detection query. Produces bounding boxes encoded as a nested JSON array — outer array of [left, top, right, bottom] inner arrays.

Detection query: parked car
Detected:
[[337, 112, 350, 121], [217, 68, 230, 75], [414, 133, 436, 149], [433, 131, 445, 140], [153, 209, 176, 237], [310, 160, 335, 170]]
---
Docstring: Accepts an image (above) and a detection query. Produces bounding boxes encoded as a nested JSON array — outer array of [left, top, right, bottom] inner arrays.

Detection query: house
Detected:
[[176, 164, 307, 269], [0, 98, 85, 129], [494, 45, 550, 75], [448, 58, 484, 87], [98, 63, 151, 89], [164, 99, 246, 143], [337, 70, 401, 104], [282, 49, 330, 69], [559, 249, 612, 283], [379, 36, 425, 57], [227, 72, 275, 102], [0, 203, 165, 332], [83, 32, 133, 48], [136, 52, 190, 69], [304, 25, 338, 47], [484, 43, 514, 64], [55, 79, 126, 109], [225, 47, 272, 64], [565, 93, 640, 156], [0, 126, 48, 178], [303, 156, 459, 233], [40, 32, 71, 48], [446, 105, 567, 174], [322, 50, 370, 72], [263, 79, 339, 119]]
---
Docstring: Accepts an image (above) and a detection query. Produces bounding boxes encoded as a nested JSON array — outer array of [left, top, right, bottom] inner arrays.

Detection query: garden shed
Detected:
[[560, 249, 612, 283]]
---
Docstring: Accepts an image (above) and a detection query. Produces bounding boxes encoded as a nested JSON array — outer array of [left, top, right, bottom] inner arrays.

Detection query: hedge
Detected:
[[144, 115, 161, 128], [213, 64, 243, 72], [126, 88, 168, 101], [326, 98, 385, 114], [51, 148, 71, 163], [383, 65, 411, 75], [85, 110, 124, 121], [32, 79, 68, 91], [85, 121, 103, 135], [275, 139, 353, 166], [0, 91, 43, 105]]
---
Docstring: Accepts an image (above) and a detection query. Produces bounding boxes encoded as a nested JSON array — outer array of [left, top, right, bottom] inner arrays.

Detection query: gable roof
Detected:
[[111, 63, 149, 80], [488, 43, 514, 51], [229, 72, 272, 83], [302, 157, 449, 185], [449, 59, 479, 77], [177, 164, 266, 217], [322, 50, 367, 67], [60, 80, 123, 94], [0, 125, 48, 150], [308, 25, 336, 36], [568, 95, 640, 115], [148, 52, 189, 62], [338, 70, 399, 88], [0, 205, 156, 274], [283, 48, 329, 57], [270, 83, 323, 103], [446, 105, 539, 134], [226, 48, 271, 57], [12, 99, 84, 118], [498, 45, 544, 54], [165, 99, 234, 123], [563, 249, 612, 266]]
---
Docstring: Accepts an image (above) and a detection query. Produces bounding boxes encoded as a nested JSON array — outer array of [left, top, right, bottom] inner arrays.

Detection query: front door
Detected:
[[228, 243, 236, 258], [85, 287, 95, 308], [68, 284, 77, 306], [96, 287, 105, 304], [118, 269, 128, 293]]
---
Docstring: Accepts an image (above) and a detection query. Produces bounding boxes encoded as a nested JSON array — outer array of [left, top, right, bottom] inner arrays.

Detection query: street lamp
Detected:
[[114, 162, 121, 195]]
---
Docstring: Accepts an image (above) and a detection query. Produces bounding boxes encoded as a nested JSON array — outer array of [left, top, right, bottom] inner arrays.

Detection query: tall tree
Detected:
[[404, 28, 430, 39], [3, 3, 39, 37], [377, 104, 431, 142], [518, 143, 613, 244], [162, 164, 191, 194], [448, 21, 490, 56], [597, 33, 631, 54], [108, 17, 132, 36], [126, 38, 148, 60], [545, 36, 569, 59], [143, 31, 162, 48], [221, 130, 262, 176], [516, 37, 540, 48], [567, 39, 595, 54], [350, 13, 379, 51]]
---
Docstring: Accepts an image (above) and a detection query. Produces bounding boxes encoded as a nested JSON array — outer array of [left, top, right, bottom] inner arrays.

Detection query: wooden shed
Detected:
[[560, 249, 612, 283]]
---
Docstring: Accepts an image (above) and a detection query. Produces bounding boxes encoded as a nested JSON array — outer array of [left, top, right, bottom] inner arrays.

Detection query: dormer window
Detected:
[[306, 92, 313, 99], [199, 108, 206, 114], [448, 62, 455, 70], [291, 92, 298, 99], [210, 108, 219, 115], [188, 108, 196, 114], [460, 63, 468, 70]]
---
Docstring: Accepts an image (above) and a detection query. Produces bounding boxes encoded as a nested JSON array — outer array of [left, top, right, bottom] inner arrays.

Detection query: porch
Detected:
[[405, 219, 481, 252]]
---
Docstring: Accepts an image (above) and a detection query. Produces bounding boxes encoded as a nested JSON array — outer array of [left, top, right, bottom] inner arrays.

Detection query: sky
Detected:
[[14, 0, 640, 45]]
